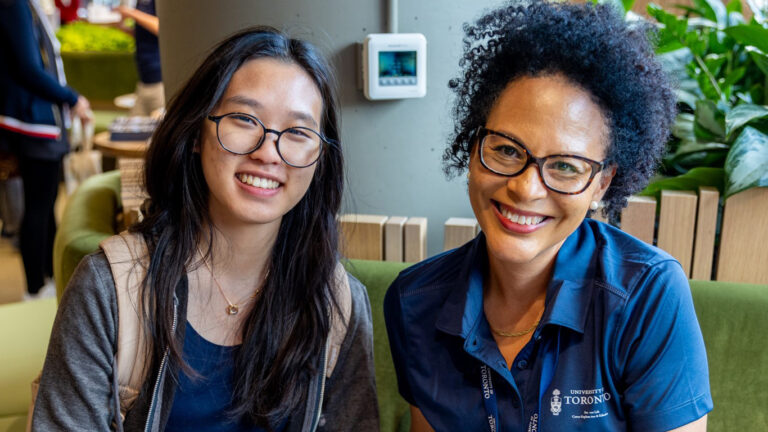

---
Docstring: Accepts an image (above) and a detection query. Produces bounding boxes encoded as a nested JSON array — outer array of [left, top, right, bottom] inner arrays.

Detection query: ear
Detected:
[[591, 163, 616, 203]]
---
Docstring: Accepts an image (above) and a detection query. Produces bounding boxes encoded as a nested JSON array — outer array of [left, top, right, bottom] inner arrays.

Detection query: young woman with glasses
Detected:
[[32, 27, 378, 431], [385, 2, 711, 431]]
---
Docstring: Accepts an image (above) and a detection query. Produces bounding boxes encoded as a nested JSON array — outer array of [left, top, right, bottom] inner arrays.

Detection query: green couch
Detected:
[[1, 171, 767, 431]]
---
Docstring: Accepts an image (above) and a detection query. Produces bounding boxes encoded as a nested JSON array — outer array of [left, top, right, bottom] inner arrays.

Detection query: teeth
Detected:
[[238, 174, 279, 189], [500, 206, 544, 226]]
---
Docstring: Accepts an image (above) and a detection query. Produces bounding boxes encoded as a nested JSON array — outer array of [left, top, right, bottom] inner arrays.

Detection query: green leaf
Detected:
[[724, 126, 768, 197], [639, 167, 725, 198], [692, 0, 727, 24], [724, 24, 768, 53], [695, 99, 727, 138], [673, 113, 696, 140], [726, 0, 742, 14], [720, 66, 747, 93], [622, 0, 636, 13], [703, 54, 727, 75], [747, 47, 768, 76], [725, 104, 768, 136]]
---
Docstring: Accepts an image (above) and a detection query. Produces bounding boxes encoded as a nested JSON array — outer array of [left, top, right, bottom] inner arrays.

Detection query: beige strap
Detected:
[[325, 262, 352, 378], [100, 231, 151, 418]]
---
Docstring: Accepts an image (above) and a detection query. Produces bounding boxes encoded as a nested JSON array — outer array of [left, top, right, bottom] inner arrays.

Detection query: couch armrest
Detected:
[[0, 299, 57, 425], [53, 170, 122, 301]]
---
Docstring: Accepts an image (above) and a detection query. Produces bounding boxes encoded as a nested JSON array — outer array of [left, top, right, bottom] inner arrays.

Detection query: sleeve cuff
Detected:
[[630, 393, 713, 432]]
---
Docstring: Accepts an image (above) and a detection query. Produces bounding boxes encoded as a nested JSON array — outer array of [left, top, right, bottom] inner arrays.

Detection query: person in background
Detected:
[[385, 2, 711, 431], [116, 0, 164, 116], [54, 0, 79, 24], [0, 0, 92, 298]]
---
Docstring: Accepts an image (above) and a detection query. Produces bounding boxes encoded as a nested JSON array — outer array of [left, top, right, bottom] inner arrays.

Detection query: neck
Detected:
[[485, 250, 556, 309], [202, 214, 281, 286]]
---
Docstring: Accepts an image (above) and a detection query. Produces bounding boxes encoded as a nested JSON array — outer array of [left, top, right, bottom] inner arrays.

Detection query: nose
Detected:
[[248, 130, 282, 164], [506, 164, 548, 201]]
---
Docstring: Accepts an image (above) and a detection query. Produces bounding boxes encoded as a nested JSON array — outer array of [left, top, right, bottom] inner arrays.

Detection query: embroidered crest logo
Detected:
[[550, 389, 562, 416]]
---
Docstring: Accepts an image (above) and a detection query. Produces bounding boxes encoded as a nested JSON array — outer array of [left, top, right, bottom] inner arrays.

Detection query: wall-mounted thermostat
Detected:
[[362, 33, 427, 100]]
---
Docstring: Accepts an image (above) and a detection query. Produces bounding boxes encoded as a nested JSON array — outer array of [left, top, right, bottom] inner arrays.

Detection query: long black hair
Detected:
[[445, 1, 676, 219], [132, 26, 343, 428]]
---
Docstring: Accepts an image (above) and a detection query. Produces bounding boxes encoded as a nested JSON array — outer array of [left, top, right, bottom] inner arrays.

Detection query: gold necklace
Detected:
[[491, 319, 541, 338], [197, 247, 266, 316]]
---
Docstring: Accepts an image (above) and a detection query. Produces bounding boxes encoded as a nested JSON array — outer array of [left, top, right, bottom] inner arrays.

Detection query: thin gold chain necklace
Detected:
[[197, 247, 267, 316], [491, 319, 541, 338]]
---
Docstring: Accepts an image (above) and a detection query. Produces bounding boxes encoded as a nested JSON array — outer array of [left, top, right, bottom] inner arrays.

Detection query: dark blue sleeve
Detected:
[[383, 276, 417, 405], [0, 0, 78, 106], [614, 260, 713, 431]]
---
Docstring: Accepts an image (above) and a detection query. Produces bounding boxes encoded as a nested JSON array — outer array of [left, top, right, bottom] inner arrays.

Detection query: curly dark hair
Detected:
[[445, 1, 676, 219]]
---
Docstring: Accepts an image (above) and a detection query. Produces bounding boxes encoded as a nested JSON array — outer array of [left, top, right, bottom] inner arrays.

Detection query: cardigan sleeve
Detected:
[[31, 252, 119, 431], [316, 274, 381, 431]]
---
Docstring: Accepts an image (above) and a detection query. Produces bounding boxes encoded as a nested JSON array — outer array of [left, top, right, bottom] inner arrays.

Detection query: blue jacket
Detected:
[[0, 0, 78, 159]]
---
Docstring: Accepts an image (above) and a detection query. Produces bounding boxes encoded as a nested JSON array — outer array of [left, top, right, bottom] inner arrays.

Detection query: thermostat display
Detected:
[[378, 51, 417, 86], [363, 34, 427, 100]]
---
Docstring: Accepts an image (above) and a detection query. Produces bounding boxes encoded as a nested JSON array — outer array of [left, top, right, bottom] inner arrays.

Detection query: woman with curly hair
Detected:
[[384, 2, 711, 431], [32, 27, 378, 431]]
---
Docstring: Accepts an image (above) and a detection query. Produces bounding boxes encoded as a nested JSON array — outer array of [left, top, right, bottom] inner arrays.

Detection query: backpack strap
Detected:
[[325, 262, 352, 378], [100, 231, 151, 420]]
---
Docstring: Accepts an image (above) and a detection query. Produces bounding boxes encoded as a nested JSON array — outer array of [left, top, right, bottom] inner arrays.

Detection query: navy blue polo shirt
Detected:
[[384, 219, 713, 431]]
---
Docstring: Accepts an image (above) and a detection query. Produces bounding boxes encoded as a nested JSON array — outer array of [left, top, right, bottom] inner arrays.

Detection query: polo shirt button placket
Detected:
[[516, 359, 528, 369]]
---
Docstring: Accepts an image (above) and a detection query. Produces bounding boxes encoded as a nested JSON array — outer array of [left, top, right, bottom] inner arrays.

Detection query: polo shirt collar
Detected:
[[434, 221, 598, 339]]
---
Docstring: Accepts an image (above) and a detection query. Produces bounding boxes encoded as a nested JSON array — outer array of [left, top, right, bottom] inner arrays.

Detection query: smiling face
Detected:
[[468, 74, 615, 269], [200, 57, 323, 232]]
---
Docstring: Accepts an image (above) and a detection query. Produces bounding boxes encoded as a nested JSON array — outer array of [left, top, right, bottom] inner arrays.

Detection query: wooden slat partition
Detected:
[[339, 214, 388, 260], [620, 196, 657, 245], [717, 187, 768, 284], [691, 187, 719, 280], [444, 217, 478, 251], [118, 158, 147, 228], [657, 190, 698, 276], [404, 217, 427, 263], [384, 216, 407, 262]]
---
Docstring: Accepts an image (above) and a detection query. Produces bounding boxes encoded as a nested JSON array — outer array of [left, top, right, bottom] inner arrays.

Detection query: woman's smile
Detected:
[[491, 200, 550, 233]]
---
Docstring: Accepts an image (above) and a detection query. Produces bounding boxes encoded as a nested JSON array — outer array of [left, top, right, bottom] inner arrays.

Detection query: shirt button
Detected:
[[517, 360, 528, 369], [319, 415, 326, 427]]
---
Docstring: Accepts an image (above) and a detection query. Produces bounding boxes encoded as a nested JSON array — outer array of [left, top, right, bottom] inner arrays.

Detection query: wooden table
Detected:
[[93, 131, 148, 159]]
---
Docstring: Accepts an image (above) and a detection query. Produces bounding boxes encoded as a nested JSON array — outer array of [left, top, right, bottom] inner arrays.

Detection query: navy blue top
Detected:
[[165, 322, 271, 432], [384, 219, 713, 431], [0, 0, 78, 158], [134, 0, 161, 84]]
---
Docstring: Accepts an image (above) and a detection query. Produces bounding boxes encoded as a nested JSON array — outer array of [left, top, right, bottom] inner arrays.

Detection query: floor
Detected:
[[0, 184, 67, 305]]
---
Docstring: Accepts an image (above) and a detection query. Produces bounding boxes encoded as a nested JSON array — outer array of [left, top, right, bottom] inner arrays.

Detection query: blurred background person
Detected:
[[0, 0, 92, 298], [116, 0, 164, 116]]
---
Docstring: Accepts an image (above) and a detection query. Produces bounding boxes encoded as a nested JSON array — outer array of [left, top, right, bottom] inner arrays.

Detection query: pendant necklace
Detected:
[[197, 247, 268, 316]]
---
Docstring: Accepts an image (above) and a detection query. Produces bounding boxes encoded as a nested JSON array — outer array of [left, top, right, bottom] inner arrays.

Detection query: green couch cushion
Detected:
[[53, 170, 121, 301], [690, 280, 768, 431], [0, 298, 57, 423], [345, 259, 411, 432]]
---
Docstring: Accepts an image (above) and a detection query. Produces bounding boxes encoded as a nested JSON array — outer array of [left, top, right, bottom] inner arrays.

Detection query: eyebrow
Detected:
[[223, 95, 319, 128]]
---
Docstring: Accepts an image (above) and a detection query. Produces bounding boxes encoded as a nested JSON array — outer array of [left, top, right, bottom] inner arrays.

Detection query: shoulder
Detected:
[[64, 250, 118, 307], [585, 219, 686, 298], [388, 240, 473, 298]]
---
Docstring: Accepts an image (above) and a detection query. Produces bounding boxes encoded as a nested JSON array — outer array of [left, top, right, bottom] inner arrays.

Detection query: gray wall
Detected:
[[156, 0, 501, 257]]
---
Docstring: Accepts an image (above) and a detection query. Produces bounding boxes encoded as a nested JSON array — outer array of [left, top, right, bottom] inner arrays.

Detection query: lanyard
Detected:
[[480, 364, 499, 432], [480, 329, 561, 432]]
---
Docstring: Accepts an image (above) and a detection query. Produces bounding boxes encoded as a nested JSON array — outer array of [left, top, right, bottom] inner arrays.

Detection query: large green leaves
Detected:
[[724, 23, 768, 53], [725, 104, 768, 137], [724, 126, 768, 197], [640, 167, 725, 199]]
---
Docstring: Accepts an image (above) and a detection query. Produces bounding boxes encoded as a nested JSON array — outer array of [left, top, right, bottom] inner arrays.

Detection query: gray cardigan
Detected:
[[31, 252, 380, 431]]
